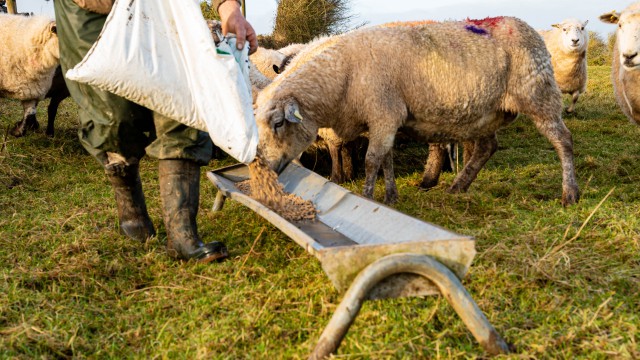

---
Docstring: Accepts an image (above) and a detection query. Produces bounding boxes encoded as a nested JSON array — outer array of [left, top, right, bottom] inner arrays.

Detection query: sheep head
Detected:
[[255, 97, 318, 174], [601, 6, 640, 70], [551, 18, 588, 53]]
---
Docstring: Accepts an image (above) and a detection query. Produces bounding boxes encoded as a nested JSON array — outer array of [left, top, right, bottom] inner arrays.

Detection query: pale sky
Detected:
[[18, 0, 630, 38]]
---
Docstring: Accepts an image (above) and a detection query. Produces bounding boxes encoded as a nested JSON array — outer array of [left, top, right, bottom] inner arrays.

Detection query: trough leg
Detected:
[[310, 253, 509, 359], [212, 191, 226, 211]]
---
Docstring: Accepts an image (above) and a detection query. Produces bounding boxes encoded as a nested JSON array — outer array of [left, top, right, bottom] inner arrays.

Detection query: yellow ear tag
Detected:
[[294, 110, 303, 121]]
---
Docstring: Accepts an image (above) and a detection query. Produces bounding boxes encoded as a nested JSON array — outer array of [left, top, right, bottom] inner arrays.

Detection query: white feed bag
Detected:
[[66, 0, 257, 163]]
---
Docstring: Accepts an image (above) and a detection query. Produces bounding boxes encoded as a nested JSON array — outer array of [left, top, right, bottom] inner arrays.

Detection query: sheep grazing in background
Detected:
[[254, 17, 580, 206], [539, 18, 589, 113], [600, 3, 640, 125], [0, 14, 60, 137]]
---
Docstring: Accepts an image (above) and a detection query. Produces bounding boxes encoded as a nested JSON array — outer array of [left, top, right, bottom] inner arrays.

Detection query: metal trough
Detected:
[[207, 163, 509, 358]]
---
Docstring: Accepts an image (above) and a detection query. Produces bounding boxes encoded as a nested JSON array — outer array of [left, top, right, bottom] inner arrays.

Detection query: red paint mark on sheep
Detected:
[[466, 16, 505, 27]]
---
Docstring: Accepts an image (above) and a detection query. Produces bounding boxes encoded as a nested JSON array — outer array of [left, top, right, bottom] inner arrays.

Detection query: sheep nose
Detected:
[[571, 39, 579, 45], [623, 52, 638, 61]]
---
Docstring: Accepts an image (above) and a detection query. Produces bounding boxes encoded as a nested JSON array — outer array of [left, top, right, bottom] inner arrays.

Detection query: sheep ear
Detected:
[[600, 11, 620, 24], [49, 22, 57, 34], [284, 100, 302, 124], [582, 20, 589, 27], [551, 23, 560, 29]]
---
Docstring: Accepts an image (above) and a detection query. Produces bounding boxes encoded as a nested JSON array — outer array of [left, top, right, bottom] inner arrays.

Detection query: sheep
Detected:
[[539, 18, 589, 113], [600, 3, 640, 125], [273, 43, 307, 74], [0, 14, 59, 137], [254, 17, 580, 206], [250, 47, 289, 80]]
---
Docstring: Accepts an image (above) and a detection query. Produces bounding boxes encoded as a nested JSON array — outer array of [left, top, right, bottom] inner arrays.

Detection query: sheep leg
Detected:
[[362, 134, 396, 202], [532, 116, 580, 206], [462, 141, 475, 165], [46, 95, 64, 137], [566, 91, 580, 114], [448, 135, 498, 193], [11, 100, 38, 137], [382, 150, 398, 204], [419, 143, 448, 190], [328, 142, 345, 183], [340, 141, 355, 182]]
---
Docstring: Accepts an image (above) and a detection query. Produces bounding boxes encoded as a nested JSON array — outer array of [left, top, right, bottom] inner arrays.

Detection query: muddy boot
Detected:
[[159, 159, 228, 263], [106, 162, 156, 242]]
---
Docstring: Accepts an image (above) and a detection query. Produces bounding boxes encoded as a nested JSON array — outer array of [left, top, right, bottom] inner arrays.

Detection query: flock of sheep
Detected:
[[2, 3, 640, 209]]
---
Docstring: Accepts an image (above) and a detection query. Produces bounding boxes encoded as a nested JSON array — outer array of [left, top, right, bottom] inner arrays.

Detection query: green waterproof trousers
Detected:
[[53, 0, 212, 166]]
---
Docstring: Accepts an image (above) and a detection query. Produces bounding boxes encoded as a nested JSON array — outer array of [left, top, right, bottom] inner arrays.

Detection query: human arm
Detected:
[[215, 0, 258, 55]]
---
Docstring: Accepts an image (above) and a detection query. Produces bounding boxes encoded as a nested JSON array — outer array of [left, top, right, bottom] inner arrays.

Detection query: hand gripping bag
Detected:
[[66, 0, 257, 163]]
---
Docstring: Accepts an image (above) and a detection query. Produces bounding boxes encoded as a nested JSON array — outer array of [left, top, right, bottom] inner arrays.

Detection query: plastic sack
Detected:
[[66, 0, 257, 163]]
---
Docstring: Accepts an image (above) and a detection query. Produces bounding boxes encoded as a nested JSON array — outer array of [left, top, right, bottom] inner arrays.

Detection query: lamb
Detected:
[[254, 17, 580, 206], [600, 3, 640, 125], [539, 18, 589, 113], [0, 14, 60, 137]]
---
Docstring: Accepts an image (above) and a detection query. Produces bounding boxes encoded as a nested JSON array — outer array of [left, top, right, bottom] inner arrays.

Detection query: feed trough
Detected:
[[207, 163, 509, 358]]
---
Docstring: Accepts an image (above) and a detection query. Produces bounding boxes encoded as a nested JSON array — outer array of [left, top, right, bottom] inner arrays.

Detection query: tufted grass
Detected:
[[1, 65, 639, 359]]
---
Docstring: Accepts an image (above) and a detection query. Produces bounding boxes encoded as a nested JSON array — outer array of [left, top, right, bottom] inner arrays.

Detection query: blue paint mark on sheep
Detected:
[[465, 25, 488, 35]]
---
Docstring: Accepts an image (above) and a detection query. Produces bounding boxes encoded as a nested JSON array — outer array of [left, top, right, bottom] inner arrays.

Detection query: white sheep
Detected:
[[0, 14, 59, 137], [250, 47, 287, 80], [254, 17, 580, 206], [600, 3, 640, 125], [539, 18, 589, 113]]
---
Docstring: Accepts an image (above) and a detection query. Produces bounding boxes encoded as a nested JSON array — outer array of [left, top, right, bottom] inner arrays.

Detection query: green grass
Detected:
[[1, 65, 639, 359]]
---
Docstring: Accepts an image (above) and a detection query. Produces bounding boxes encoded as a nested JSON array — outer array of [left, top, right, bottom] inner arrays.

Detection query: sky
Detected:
[[18, 0, 630, 39]]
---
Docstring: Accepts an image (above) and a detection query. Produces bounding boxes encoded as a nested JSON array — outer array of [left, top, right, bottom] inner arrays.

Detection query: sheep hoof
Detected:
[[561, 188, 580, 207], [418, 179, 439, 190], [384, 193, 399, 205], [446, 184, 467, 194], [10, 123, 26, 138]]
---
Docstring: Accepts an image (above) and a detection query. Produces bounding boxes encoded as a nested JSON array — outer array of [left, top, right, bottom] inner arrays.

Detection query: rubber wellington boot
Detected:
[[106, 163, 156, 242], [158, 159, 228, 263]]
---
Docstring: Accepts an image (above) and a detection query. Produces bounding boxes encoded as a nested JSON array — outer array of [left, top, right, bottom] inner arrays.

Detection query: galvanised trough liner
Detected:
[[207, 163, 509, 358]]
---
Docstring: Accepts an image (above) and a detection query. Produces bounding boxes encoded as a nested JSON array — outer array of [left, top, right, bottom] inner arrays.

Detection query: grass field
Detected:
[[1, 65, 639, 359]]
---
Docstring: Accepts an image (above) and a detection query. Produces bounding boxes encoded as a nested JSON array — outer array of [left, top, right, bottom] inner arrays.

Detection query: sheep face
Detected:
[[255, 98, 318, 174], [552, 18, 588, 53], [601, 8, 640, 70]]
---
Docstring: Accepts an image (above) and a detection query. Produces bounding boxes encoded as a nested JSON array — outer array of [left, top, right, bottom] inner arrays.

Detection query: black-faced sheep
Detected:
[[540, 18, 589, 113], [0, 14, 60, 137], [254, 17, 580, 206], [600, 3, 640, 125]]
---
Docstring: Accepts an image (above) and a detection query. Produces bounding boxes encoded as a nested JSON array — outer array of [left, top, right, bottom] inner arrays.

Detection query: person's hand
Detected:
[[218, 1, 258, 55]]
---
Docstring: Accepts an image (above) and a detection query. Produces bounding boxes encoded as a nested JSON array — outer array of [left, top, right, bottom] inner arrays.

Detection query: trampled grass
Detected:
[[1, 65, 639, 359]]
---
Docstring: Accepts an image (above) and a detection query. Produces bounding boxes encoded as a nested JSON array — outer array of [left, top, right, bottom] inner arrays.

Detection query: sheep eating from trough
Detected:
[[0, 14, 60, 137], [539, 18, 589, 113], [600, 3, 640, 125], [254, 17, 580, 206]]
